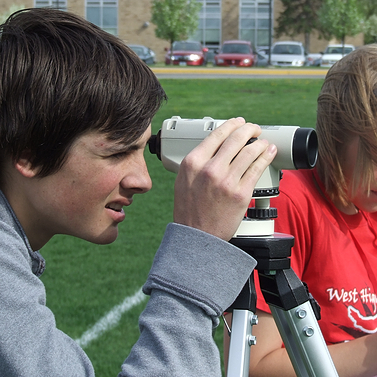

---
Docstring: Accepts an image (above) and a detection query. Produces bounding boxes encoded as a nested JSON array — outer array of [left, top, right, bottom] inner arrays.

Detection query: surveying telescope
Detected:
[[149, 116, 338, 377]]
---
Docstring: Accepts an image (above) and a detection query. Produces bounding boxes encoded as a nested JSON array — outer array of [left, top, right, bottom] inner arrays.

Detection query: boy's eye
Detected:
[[110, 151, 129, 159], [107, 144, 143, 160]]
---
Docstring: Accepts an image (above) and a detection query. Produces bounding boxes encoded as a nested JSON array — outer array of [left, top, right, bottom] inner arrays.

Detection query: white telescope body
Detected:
[[151, 116, 317, 199]]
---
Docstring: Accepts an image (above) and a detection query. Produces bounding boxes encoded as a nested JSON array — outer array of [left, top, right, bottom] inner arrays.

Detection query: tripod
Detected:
[[225, 200, 339, 377]]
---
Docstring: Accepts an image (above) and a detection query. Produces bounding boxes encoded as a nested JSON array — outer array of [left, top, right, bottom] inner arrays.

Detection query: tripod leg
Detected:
[[229, 232, 338, 376], [227, 309, 257, 377], [271, 302, 338, 377]]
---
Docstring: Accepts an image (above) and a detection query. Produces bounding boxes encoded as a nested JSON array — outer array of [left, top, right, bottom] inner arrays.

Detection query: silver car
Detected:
[[270, 41, 306, 67], [128, 44, 156, 65], [320, 44, 355, 68]]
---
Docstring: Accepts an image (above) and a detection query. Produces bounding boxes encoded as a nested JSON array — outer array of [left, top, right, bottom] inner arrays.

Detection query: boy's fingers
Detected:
[[194, 118, 262, 161], [227, 138, 271, 179], [242, 143, 277, 187], [211, 122, 263, 165]]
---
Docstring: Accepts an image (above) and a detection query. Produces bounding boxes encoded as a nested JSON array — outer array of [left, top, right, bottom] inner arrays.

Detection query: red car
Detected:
[[214, 40, 255, 67], [165, 41, 208, 66]]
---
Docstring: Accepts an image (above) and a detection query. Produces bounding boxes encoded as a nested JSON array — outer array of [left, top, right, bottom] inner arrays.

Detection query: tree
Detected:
[[151, 0, 201, 64], [363, 14, 377, 43], [318, 0, 364, 51], [275, 0, 323, 53], [359, 0, 377, 43]]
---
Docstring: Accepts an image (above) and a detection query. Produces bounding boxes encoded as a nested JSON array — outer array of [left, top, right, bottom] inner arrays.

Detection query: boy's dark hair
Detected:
[[0, 8, 167, 177]]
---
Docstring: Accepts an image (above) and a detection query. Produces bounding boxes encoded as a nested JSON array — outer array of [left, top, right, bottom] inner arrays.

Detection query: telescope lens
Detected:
[[292, 128, 318, 169]]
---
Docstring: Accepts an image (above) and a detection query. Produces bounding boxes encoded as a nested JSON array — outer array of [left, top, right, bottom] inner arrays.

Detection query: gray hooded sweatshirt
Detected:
[[0, 190, 256, 376]]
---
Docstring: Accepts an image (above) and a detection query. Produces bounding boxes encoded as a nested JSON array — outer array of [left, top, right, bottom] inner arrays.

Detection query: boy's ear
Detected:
[[14, 151, 39, 178]]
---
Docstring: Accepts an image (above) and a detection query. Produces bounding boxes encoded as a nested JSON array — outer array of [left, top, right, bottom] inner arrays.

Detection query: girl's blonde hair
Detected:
[[317, 44, 377, 205]]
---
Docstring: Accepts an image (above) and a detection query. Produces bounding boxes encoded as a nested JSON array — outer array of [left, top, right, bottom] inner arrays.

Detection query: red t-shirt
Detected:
[[253, 168, 377, 345]]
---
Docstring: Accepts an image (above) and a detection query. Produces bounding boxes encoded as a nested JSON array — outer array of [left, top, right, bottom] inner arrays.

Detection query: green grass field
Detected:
[[40, 78, 324, 376]]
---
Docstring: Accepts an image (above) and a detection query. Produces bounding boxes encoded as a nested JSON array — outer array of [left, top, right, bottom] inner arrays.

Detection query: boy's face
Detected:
[[22, 126, 153, 249]]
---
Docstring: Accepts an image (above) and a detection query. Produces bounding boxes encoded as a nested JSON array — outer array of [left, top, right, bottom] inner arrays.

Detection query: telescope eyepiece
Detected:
[[148, 130, 161, 160]]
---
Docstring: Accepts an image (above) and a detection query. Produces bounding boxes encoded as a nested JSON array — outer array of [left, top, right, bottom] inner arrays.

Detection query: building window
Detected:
[[239, 0, 272, 48], [191, 0, 221, 49], [86, 0, 118, 35], [35, 0, 67, 10]]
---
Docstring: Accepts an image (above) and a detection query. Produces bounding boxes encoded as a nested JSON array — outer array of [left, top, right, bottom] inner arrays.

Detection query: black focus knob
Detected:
[[247, 207, 278, 219]]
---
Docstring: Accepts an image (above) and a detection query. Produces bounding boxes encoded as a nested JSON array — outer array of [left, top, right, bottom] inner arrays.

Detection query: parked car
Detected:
[[214, 40, 255, 67], [270, 41, 307, 67], [128, 44, 156, 65], [205, 49, 217, 65], [320, 44, 355, 68], [306, 52, 323, 67], [165, 41, 208, 66], [255, 52, 268, 67], [257, 46, 269, 57]]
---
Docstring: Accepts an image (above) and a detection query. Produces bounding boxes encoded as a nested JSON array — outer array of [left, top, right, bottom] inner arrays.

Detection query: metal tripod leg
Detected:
[[271, 301, 338, 377], [227, 232, 339, 377], [226, 272, 258, 377], [226, 291, 339, 377], [227, 309, 257, 377]]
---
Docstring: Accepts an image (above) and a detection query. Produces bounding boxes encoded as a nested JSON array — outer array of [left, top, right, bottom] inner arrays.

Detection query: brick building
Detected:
[[0, 0, 364, 62]]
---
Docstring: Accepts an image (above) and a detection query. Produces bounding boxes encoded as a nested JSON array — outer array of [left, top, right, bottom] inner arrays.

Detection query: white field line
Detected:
[[75, 287, 147, 348]]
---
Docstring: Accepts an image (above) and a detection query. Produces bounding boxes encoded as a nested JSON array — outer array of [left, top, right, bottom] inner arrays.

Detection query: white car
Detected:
[[320, 44, 355, 68], [270, 41, 307, 67], [306, 53, 323, 66]]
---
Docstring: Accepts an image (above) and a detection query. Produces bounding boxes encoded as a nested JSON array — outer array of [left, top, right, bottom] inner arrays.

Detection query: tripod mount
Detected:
[[225, 198, 339, 377]]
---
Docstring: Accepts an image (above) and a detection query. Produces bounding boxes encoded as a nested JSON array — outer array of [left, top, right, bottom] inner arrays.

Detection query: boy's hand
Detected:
[[174, 117, 277, 241]]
